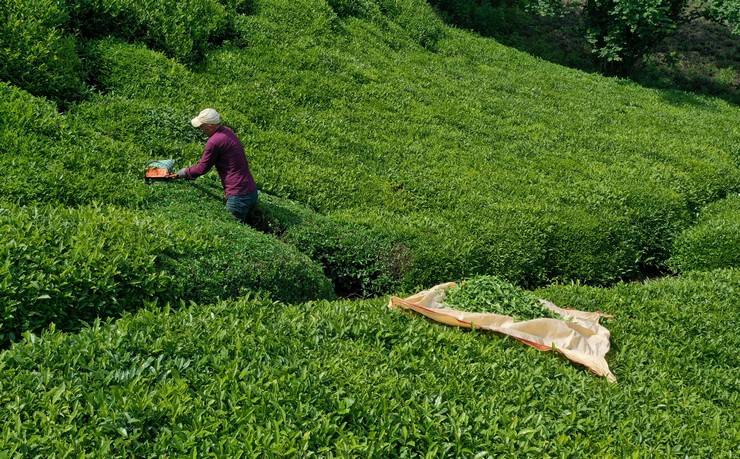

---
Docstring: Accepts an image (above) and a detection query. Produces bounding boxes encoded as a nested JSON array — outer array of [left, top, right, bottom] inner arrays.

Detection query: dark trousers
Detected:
[[225, 190, 258, 222]]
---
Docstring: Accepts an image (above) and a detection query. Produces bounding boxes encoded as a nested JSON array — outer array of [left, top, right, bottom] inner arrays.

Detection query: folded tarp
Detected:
[[388, 282, 616, 382]]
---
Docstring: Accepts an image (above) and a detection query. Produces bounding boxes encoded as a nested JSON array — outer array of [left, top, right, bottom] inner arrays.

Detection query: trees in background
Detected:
[[584, 0, 688, 74], [704, 0, 739, 33], [431, 0, 739, 75]]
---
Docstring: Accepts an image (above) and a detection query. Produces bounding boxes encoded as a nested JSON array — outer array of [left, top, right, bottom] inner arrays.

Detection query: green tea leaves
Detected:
[[445, 276, 559, 320]]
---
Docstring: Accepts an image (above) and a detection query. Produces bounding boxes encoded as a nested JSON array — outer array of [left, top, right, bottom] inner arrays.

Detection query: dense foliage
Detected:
[[0, 82, 151, 207], [144, 179, 393, 298], [0, 204, 180, 345], [706, 0, 740, 33], [1, 0, 738, 454], [0, 202, 333, 346], [67, 0, 231, 64], [2, 0, 739, 297], [584, 0, 688, 73], [0, 0, 85, 102], [445, 275, 558, 320], [429, 0, 563, 34], [432, 0, 739, 75], [0, 270, 736, 455], [668, 194, 740, 273], [70, 19, 739, 290], [0, 80, 334, 342], [253, 193, 408, 297]]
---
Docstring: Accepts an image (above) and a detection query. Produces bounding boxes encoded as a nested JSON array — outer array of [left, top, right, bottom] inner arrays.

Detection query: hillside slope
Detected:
[[7, 0, 739, 288], [2, 1, 739, 455], [1, 0, 739, 333], [210, 2, 739, 288]]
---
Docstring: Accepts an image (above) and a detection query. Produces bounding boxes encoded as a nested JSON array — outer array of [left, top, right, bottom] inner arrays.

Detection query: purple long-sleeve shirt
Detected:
[[185, 126, 257, 197]]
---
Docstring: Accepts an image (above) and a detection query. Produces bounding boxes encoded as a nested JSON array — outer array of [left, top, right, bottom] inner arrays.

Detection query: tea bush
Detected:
[[668, 195, 740, 272], [374, 0, 446, 49], [4, 0, 740, 294], [0, 269, 736, 455], [64, 4, 739, 289], [168, 214, 336, 304], [0, 203, 180, 345], [142, 177, 401, 297], [238, 0, 337, 47], [198, 18, 738, 286], [143, 181, 336, 302], [0, 0, 234, 101], [218, 0, 256, 15], [0, 79, 376, 300], [0, 83, 150, 208], [240, 0, 443, 49], [0, 0, 85, 102], [1, 2, 739, 450], [68, 0, 230, 64], [327, 0, 379, 18], [253, 193, 408, 296], [0, 202, 333, 346], [0, 82, 66, 137], [80, 38, 197, 99]]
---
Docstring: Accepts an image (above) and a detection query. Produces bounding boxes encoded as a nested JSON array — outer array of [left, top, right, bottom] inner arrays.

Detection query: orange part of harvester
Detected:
[[145, 167, 176, 181], [145, 167, 170, 178], [388, 282, 616, 382]]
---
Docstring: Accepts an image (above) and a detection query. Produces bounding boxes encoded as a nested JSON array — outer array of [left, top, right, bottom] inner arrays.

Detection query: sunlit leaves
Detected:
[[0, 270, 737, 455]]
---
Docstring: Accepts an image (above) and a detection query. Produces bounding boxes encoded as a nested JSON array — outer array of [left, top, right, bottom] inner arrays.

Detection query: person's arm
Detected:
[[180, 140, 218, 179]]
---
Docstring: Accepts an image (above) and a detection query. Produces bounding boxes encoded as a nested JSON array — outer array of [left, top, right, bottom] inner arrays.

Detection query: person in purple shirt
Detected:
[[175, 108, 258, 222]]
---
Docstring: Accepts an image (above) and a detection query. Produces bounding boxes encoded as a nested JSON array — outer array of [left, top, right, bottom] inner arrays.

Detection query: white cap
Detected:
[[191, 108, 221, 127]]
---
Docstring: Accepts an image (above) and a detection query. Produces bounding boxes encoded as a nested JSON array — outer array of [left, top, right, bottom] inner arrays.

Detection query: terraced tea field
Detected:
[[1, 0, 738, 455]]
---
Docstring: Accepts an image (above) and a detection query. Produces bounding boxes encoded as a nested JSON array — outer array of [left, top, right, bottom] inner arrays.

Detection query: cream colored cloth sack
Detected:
[[388, 282, 616, 382]]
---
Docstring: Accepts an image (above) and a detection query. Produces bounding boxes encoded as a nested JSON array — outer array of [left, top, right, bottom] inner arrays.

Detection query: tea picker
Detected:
[[144, 108, 259, 222]]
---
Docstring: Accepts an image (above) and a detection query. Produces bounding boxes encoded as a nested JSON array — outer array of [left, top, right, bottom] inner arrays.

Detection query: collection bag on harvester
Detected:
[[388, 277, 616, 382]]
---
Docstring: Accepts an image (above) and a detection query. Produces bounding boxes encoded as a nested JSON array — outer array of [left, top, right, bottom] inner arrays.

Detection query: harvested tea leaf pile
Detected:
[[444, 276, 559, 320]]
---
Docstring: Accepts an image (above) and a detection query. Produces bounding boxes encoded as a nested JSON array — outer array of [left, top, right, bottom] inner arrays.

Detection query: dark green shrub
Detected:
[[706, 0, 740, 34], [669, 195, 740, 272], [0, 0, 85, 101], [68, 0, 229, 63], [0, 204, 181, 345], [327, 0, 379, 18], [375, 0, 446, 49], [541, 176, 692, 282], [429, 0, 557, 35], [542, 207, 639, 284], [616, 179, 691, 273], [241, 193, 408, 297], [584, 0, 688, 74], [0, 201, 334, 346]]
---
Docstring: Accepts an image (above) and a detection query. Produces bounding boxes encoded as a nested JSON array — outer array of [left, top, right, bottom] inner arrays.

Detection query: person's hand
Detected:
[[176, 168, 188, 179]]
